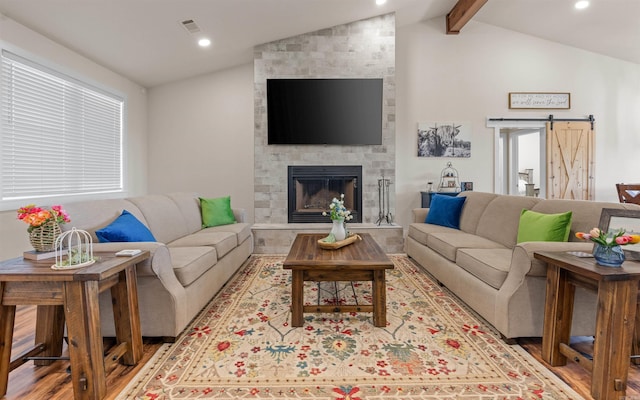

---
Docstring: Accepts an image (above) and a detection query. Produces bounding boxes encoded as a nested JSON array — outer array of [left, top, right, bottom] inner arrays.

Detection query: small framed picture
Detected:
[[461, 182, 473, 191]]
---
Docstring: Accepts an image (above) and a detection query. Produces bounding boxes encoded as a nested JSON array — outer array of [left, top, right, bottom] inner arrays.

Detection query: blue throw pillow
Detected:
[[425, 194, 466, 229], [96, 210, 157, 243]]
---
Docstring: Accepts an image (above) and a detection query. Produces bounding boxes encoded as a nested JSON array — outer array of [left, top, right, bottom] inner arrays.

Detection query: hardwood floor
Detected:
[[4, 305, 163, 400], [4, 305, 640, 399], [519, 336, 640, 399]]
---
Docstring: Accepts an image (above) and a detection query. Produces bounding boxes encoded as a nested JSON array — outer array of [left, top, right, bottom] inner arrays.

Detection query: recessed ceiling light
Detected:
[[376, 0, 387, 5], [198, 38, 211, 47], [575, 1, 589, 9]]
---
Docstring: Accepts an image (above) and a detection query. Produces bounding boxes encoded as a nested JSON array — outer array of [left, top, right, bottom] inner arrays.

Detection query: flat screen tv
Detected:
[[267, 78, 383, 145]]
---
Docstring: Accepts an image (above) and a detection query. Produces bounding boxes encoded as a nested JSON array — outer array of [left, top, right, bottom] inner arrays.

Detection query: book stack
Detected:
[[23, 249, 67, 261]]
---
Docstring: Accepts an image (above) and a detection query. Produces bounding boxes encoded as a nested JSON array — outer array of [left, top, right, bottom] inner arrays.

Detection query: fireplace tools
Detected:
[[376, 174, 393, 225]]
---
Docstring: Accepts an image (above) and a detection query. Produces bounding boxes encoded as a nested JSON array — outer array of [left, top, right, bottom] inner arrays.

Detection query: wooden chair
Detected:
[[616, 183, 640, 204]]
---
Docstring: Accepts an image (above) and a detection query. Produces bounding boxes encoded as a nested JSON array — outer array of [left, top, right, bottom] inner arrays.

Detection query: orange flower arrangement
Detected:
[[17, 204, 71, 232]]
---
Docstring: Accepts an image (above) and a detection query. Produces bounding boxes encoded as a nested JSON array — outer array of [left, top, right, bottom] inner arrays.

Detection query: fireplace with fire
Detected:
[[288, 165, 362, 223]]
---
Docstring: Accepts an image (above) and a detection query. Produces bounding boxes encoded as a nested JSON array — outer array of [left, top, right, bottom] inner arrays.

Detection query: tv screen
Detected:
[[267, 78, 383, 145]]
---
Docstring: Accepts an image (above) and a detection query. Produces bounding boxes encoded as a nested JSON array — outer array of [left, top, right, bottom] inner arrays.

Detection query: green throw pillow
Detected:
[[200, 196, 236, 227], [516, 209, 572, 243]]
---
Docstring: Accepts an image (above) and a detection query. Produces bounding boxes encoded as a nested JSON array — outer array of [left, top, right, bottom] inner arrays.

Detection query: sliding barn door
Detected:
[[546, 121, 595, 200]]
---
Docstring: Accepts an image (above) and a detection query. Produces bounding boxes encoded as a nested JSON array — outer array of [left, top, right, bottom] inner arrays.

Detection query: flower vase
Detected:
[[592, 243, 625, 267], [330, 218, 347, 241], [29, 220, 61, 252]]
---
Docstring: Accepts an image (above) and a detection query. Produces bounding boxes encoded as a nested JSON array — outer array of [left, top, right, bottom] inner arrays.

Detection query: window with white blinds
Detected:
[[0, 50, 123, 207]]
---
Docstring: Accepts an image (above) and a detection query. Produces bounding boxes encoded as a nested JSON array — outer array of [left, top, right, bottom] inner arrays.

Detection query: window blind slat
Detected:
[[1, 51, 123, 201]]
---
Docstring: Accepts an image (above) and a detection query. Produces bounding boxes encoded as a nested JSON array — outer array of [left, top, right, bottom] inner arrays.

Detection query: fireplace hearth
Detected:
[[288, 166, 362, 223]]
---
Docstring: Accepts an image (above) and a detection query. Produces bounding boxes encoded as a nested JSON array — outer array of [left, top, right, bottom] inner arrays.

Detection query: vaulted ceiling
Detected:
[[1, 0, 637, 88]]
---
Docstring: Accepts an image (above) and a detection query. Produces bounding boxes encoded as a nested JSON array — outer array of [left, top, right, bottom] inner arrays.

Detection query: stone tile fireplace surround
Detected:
[[253, 14, 396, 226]]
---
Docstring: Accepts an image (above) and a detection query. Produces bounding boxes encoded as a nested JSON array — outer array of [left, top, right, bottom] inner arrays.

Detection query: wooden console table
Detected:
[[0, 251, 148, 400], [283, 233, 394, 327], [534, 251, 640, 400]]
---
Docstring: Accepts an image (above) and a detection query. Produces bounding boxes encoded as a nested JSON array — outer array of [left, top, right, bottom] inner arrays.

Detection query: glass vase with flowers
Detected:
[[575, 227, 640, 267]]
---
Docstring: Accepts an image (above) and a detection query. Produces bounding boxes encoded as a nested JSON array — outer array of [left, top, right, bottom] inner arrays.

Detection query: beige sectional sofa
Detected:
[[61, 192, 253, 340], [406, 191, 640, 340]]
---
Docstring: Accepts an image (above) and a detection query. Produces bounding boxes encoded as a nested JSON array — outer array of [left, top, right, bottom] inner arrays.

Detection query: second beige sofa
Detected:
[[406, 191, 640, 340]]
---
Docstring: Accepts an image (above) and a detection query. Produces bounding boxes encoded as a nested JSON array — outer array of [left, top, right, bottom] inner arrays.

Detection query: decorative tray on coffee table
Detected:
[[317, 233, 362, 250]]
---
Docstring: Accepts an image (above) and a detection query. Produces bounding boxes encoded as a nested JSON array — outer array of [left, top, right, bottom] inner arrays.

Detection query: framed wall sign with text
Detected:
[[508, 92, 571, 109]]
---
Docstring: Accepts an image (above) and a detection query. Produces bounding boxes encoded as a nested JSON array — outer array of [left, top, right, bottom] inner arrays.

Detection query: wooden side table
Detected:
[[0, 251, 148, 400], [534, 251, 640, 400]]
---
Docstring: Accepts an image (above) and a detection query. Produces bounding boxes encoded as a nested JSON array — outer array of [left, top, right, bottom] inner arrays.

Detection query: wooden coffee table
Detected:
[[283, 233, 394, 327]]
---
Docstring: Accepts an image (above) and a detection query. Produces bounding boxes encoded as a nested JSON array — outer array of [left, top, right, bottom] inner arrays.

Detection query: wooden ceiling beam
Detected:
[[446, 0, 488, 34]]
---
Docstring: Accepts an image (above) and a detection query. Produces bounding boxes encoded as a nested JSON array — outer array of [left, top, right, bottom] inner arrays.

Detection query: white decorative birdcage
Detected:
[[437, 162, 460, 192], [52, 228, 95, 270]]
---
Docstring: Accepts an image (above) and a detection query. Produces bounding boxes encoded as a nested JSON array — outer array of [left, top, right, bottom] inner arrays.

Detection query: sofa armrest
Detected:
[[496, 241, 595, 311], [412, 208, 429, 223], [92, 241, 165, 253], [91, 242, 174, 278], [233, 208, 247, 223], [510, 241, 594, 278]]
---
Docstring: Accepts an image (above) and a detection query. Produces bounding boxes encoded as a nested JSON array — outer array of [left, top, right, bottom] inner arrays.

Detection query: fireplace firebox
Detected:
[[288, 166, 362, 223]]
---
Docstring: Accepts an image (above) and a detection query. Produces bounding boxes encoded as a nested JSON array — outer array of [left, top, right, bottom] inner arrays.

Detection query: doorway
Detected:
[[489, 120, 546, 198], [501, 128, 545, 197], [489, 118, 595, 200]]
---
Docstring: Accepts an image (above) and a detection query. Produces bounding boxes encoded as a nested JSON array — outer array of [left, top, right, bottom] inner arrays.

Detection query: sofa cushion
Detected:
[[95, 210, 157, 243], [169, 246, 218, 286], [456, 248, 513, 290], [516, 209, 572, 243], [476, 195, 541, 248], [408, 223, 459, 246], [457, 192, 499, 234], [128, 194, 190, 244], [202, 222, 252, 246], [200, 196, 237, 227], [427, 232, 507, 262], [426, 194, 466, 229], [530, 199, 640, 243], [168, 230, 238, 258], [167, 192, 203, 234], [61, 199, 145, 242]]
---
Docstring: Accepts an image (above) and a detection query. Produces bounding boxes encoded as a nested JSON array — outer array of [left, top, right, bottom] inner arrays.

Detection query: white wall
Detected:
[[3, 14, 640, 260], [395, 18, 640, 228], [147, 63, 255, 222], [0, 15, 148, 260]]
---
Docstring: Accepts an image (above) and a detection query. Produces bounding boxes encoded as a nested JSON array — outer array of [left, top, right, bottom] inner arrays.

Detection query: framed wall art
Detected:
[[417, 121, 471, 158], [508, 92, 570, 109]]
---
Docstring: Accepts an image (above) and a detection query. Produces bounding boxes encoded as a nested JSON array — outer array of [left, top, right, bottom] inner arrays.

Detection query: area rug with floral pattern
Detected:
[[117, 255, 583, 399]]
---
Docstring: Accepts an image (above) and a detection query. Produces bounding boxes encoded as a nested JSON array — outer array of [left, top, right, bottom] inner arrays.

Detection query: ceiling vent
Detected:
[[181, 19, 201, 34]]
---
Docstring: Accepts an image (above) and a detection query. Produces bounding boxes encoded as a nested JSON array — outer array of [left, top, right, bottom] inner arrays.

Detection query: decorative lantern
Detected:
[[437, 162, 460, 192], [52, 228, 95, 270]]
